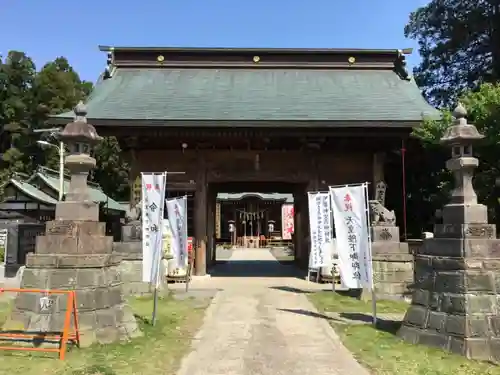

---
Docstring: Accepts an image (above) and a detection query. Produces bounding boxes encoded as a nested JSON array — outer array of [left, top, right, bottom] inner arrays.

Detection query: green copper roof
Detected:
[[54, 67, 439, 123], [35, 172, 125, 212], [9, 179, 58, 205], [3, 169, 125, 213]]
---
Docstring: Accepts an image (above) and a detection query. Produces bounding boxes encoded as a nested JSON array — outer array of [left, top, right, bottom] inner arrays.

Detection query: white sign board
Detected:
[[329, 184, 373, 289], [307, 192, 333, 268], [141, 173, 166, 287], [166, 196, 188, 270], [0, 228, 8, 265]]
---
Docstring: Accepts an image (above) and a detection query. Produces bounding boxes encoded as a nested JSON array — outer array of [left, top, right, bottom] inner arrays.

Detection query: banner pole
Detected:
[[363, 182, 377, 327], [141, 173, 151, 294], [165, 186, 189, 293], [151, 173, 166, 326], [306, 192, 314, 283], [151, 172, 167, 326], [329, 202, 336, 293], [184, 195, 191, 293]]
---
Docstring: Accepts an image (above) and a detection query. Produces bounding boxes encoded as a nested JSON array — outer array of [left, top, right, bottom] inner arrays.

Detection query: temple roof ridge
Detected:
[[98, 45, 413, 54]]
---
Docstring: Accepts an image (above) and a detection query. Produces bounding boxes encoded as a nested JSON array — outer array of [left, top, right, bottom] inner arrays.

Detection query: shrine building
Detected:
[[50, 46, 439, 276]]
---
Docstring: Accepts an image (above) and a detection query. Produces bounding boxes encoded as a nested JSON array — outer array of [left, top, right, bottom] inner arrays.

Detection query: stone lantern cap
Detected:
[[59, 101, 102, 146], [440, 103, 484, 146]]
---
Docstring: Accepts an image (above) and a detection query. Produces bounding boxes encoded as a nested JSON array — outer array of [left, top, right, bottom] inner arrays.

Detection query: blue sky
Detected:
[[1, 0, 428, 82]]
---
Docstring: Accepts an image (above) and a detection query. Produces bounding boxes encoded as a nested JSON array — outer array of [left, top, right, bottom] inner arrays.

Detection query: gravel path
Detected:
[[175, 248, 369, 375]]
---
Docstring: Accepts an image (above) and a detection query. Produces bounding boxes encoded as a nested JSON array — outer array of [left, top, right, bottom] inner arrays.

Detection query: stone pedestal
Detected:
[[5, 221, 141, 346], [121, 221, 142, 243], [398, 223, 500, 360], [367, 198, 413, 299], [371, 226, 413, 299], [113, 240, 166, 297]]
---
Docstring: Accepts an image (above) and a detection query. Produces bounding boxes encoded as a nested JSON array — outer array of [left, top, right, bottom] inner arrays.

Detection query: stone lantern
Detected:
[[398, 103, 500, 362], [55, 101, 102, 221], [440, 103, 485, 224], [4, 102, 140, 346]]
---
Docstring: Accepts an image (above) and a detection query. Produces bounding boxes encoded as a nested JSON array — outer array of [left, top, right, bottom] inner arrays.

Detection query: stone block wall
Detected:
[[4, 252, 140, 346], [113, 242, 166, 297], [370, 226, 414, 300], [373, 253, 413, 300], [398, 236, 500, 361]]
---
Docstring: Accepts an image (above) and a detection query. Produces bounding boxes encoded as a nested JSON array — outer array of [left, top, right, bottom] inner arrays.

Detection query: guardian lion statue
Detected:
[[368, 200, 396, 226]]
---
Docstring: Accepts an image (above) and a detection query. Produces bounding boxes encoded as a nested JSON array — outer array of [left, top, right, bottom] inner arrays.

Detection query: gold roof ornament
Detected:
[[348, 56, 356, 65], [253, 55, 260, 63], [157, 55, 165, 62]]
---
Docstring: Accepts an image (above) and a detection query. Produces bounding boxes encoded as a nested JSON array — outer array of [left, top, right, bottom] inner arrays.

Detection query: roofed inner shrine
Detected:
[[50, 46, 439, 276]]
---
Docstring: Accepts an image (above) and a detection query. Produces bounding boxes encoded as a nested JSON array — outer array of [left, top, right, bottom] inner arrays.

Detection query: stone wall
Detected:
[[113, 242, 166, 296], [373, 253, 413, 300], [5, 249, 141, 346], [399, 237, 500, 360], [370, 226, 414, 300]]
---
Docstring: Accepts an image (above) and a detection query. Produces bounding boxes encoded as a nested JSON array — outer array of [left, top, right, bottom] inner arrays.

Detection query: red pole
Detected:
[[401, 139, 408, 240]]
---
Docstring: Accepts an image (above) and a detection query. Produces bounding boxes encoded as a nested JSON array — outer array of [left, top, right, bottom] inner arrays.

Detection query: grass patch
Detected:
[[309, 291, 500, 375], [310, 291, 408, 314], [0, 294, 208, 375]]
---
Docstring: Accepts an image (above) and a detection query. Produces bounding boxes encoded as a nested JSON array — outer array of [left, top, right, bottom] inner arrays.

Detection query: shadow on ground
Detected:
[[277, 308, 402, 335], [209, 260, 306, 278], [278, 308, 332, 320], [269, 286, 313, 294], [338, 312, 402, 334]]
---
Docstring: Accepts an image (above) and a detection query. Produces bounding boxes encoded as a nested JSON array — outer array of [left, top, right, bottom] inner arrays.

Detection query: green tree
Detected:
[[407, 83, 500, 234], [405, 113, 453, 235], [460, 83, 500, 211], [32, 58, 130, 201], [33, 57, 92, 116], [91, 136, 130, 202], [405, 0, 500, 107], [0, 51, 130, 201], [31, 57, 94, 170], [0, 51, 37, 184]]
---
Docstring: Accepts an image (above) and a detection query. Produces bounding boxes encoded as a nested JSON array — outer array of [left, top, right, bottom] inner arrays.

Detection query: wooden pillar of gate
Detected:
[[194, 155, 207, 276], [207, 187, 217, 267], [293, 185, 309, 268]]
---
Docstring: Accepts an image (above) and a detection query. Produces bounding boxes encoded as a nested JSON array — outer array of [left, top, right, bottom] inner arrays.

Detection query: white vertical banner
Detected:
[[329, 183, 373, 289], [307, 192, 333, 268], [166, 196, 188, 270], [141, 172, 166, 287]]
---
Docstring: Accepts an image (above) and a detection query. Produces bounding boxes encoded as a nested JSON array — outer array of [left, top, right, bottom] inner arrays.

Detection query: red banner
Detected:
[[281, 204, 295, 240]]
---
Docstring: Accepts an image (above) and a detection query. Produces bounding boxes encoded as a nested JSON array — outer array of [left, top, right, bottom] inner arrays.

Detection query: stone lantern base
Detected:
[[4, 221, 141, 347], [398, 223, 500, 362]]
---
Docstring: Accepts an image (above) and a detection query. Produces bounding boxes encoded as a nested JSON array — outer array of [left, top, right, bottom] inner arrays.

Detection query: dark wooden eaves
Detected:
[[99, 45, 413, 70]]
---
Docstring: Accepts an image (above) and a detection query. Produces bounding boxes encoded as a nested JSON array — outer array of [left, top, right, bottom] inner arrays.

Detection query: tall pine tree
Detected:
[[0, 51, 37, 181], [406, 0, 500, 108]]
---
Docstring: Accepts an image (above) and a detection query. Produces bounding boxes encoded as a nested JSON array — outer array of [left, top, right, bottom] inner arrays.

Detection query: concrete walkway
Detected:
[[176, 248, 369, 375]]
